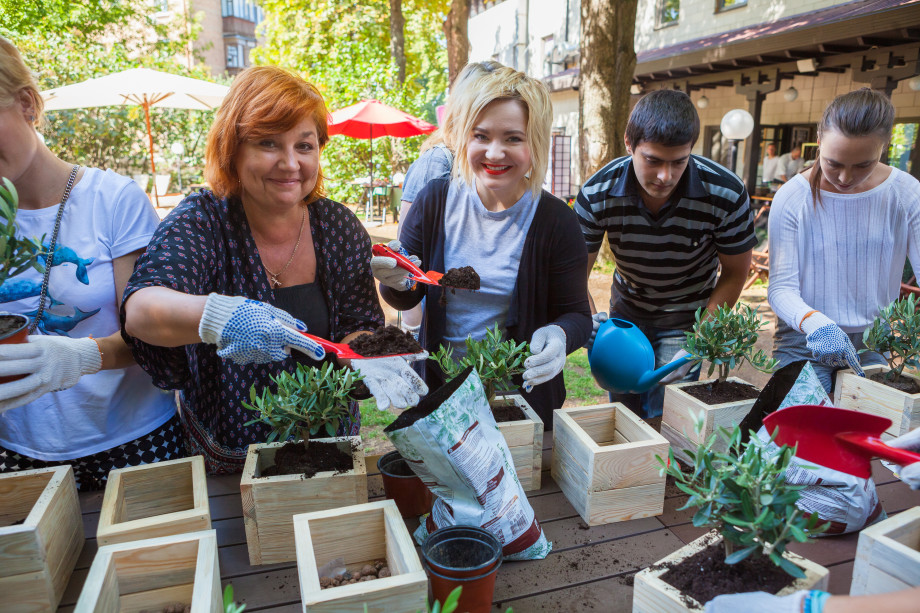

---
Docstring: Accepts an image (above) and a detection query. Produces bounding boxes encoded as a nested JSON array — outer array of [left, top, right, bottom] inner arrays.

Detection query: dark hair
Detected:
[[625, 89, 700, 148], [809, 88, 894, 205]]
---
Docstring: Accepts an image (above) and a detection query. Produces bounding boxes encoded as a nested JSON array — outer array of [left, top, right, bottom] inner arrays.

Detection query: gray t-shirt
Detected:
[[401, 144, 453, 202], [442, 181, 538, 352]]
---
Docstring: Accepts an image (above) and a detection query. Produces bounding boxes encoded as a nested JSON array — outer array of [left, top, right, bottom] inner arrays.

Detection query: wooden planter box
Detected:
[[0, 465, 83, 612], [634, 530, 829, 612], [661, 376, 759, 463], [74, 529, 221, 612], [294, 499, 427, 613], [493, 393, 543, 491], [241, 436, 367, 565], [97, 456, 210, 547], [834, 365, 920, 439], [552, 403, 668, 526], [851, 506, 920, 595]]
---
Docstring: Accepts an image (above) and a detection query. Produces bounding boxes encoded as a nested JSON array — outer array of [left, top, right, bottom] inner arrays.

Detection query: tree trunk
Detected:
[[389, 0, 406, 84], [444, 0, 470, 86]]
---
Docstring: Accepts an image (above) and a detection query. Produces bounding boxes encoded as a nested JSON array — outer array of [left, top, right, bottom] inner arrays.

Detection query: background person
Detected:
[[762, 141, 781, 184], [777, 146, 804, 182]]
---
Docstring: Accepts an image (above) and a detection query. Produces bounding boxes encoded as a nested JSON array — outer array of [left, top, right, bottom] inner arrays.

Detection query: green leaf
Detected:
[[724, 545, 758, 564]]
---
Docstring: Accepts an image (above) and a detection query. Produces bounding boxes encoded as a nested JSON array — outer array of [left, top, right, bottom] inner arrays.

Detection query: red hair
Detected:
[[205, 66, 330, 200]]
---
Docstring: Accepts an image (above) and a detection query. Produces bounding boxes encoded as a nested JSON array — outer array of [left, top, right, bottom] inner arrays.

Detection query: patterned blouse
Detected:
[[121, 190, 384, 473]]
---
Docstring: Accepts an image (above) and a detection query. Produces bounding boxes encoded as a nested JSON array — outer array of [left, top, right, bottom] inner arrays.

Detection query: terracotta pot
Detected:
[[421, 525, 502, 613], [0, 312, 29, 384], [377, 450, 433, 518]]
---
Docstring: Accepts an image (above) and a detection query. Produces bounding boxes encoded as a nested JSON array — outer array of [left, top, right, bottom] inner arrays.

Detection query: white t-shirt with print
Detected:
[[0, 168, 174, 460]]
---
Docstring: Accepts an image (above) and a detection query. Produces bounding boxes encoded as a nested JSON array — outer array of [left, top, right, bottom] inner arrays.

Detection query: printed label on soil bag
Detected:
[[385, 366, 552, 560]]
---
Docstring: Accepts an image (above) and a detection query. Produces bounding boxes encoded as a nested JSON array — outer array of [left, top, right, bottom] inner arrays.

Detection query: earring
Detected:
[[28, 114, 35, 123]]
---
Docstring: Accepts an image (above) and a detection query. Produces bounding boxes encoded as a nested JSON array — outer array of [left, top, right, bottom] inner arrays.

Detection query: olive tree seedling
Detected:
[[861, 293, 920, 382], [683, 304, 777, 384], [431, 324, 530, 402]]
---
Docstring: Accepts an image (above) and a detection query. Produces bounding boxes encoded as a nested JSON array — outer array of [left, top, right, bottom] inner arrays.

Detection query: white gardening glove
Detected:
[[351, 355, 429, 411], [371, 240, 419, 291], [523, 325, 566, 392], [801, 311, 864, 376], [888, 427, 920, 490], [0, 335, 102, 413], [198, 293, 325, 365], [658, 348, 698, 385], [585, 311, 608, 350], [705, 590, 829, 613]]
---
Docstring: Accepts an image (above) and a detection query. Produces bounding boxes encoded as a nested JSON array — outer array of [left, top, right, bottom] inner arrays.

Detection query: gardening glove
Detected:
[[705, 590, 830, 613], [198, 293, 325, 365], [585, 311, 608, 351], [523, 325, 566, 392], [658, 349, 698, 385], [0, 335, 102, 413], [371, 240, 419, 291], [801, 312, 864, 376], [351, 355, 428, 411], [888, 427, 920, 489]]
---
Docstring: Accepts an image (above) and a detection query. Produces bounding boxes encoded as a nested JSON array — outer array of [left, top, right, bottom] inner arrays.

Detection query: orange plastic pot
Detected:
[[0, 313, 29, 384], [421, 526, 502, 613], [378, 451, 433, 518]]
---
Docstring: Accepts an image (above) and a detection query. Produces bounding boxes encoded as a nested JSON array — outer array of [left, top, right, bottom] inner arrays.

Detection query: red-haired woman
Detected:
[[122, 66, 426, 473]]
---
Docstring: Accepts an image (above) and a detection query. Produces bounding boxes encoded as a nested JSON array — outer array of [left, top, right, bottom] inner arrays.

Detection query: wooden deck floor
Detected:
[[59, 432, 920, 612]]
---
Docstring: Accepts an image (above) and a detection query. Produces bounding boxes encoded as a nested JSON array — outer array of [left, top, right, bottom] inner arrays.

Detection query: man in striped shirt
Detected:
[[575, 89, 757, 419]]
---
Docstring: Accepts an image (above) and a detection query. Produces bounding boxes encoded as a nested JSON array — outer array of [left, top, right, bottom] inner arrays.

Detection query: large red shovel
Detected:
[[763, 404, 920, 479]]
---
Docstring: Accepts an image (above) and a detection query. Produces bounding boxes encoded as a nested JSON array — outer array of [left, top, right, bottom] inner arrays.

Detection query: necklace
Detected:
[[262, 206, 306, 289]]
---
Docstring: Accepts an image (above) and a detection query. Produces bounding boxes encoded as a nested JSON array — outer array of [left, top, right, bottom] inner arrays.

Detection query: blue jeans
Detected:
[[607, 313, 700, 419]]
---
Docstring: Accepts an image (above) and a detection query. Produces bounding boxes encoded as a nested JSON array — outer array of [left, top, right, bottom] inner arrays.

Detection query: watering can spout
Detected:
[[636, 356, 694, 390]]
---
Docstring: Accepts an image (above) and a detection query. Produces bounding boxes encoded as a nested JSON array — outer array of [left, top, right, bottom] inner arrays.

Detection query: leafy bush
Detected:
[[431, 324, 530, 402], [658, 421, 827, 578], [0, 178, 45, 287], [683, 304, 777, 384], [861, 293, 920, 381], [223, 584, 246, 613]]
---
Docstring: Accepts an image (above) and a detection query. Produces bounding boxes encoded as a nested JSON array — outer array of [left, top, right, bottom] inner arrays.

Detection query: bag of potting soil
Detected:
[[752, 361, 885, 535], [384, 365, 552, 561]]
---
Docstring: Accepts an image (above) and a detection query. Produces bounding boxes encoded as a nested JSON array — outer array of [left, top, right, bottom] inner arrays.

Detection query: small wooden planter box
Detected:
[[851, 506, 920, 595], [834, 366, 920, 439], [74, 529, 221, 612], [552, 403, 668, 526], [97, 456, 210, 547], [241, 436, 367, 565], [493, 393, 543, 491], [661, 376, 759, 463], [634, 530, 829, 612], [0, 465, 83, 612], [294, 499, 428, 613]]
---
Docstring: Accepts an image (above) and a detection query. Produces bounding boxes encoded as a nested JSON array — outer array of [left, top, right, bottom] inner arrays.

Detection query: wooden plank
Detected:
[[851, 506, 920, 595], [835, 367, 920, 439], [583, 482, 665, 526], [661, 377, 758, 448]]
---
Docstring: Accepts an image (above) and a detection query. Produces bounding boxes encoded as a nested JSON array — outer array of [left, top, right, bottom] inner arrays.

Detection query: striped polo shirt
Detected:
[[575, 154, 756, 329]]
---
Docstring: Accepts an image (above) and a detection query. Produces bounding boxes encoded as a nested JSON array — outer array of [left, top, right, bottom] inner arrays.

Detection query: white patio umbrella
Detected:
[[41, 68, 229, 205]]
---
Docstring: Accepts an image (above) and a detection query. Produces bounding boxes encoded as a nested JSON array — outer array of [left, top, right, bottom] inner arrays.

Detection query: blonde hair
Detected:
[[0, 36, 43, 128], [421, 61, 503, 154], [449, 63, 552, 199]]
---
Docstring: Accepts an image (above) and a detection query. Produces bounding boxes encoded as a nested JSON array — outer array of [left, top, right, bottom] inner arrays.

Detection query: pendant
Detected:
[[269, 275, 281, 289]]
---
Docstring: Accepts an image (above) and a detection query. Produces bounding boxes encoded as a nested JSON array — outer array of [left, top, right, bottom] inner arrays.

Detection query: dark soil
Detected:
[[0, 517, 26, 527], [660, 541, 795, 606], [427, 540, 495, 569], [386, 365, 474, 433], [681, 380, 760, 405], [347, 325, 423, 357], [260, 440, 353, 478], [870, 371, 920, 394], [0, 314, 26, 337], [491, 399, 527, 423], [439, 266, 480, 290], [139, 605, 190, 613], [320, 560, 390, 589], [380, 455, 415, 477]]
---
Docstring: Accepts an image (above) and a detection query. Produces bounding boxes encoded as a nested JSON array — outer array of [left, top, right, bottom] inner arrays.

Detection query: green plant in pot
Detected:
[[861, 293, 920, 392], [0, 178, 46, 340], [683, 304, 778, 386]]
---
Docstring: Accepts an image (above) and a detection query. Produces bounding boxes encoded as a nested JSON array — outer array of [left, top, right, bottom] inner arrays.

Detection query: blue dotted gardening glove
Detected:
[[198, 294, 325, 365], [585, 311, 608, 351], [370, 240, 419, 291], [800, 311, 864, 376]]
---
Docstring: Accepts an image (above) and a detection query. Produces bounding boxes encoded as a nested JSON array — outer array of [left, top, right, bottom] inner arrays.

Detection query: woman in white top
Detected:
[[0, 37, 178, 489], [768, 88, 920, 393]]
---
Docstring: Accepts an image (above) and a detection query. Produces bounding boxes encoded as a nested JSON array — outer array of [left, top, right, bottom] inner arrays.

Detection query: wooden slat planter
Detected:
[[74, 529, 221, 612], [552, 403, 668, 526], [834, 366, 920, 439], [293, 499, 428, 613], [661, 377, 759, 463], [851, 506, 920, 595], [97, 456, 210, 547], [493, 393, 543, 491], [241, 436, 367, 565], [634, 530, 829, 612], [0, 465, 83, 612]]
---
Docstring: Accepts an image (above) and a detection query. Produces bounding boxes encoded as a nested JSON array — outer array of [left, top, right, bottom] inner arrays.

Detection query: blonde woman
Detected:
[[373, 62, 592, 427]]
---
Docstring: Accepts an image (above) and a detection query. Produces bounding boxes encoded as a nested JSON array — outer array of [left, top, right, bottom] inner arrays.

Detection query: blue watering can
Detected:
[[588, 318, 696, 393]]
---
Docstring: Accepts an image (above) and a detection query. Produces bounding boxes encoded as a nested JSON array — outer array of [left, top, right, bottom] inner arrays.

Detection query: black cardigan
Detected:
[[380, 179, 592, 427]]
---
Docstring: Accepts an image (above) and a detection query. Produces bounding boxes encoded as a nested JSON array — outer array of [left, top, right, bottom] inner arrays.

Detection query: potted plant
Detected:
[[661, 304, 777, 461], [633, 423, 829, 612], [850, 505, 920, 595], [431, 325, 543, 491], [240, 362, 368, 565], [835, 294, 920, 439]]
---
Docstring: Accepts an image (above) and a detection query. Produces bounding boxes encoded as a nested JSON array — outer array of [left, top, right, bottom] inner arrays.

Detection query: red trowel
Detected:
[[372, 243, 444, 286], [297, 331, 423, 361], [763, 404, 920, 479]]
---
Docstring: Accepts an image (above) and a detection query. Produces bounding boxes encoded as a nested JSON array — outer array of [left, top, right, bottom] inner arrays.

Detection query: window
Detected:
[[549, 134, 572, 199], [716, 0, 747, 12], [226, 44, 242, 68], [658, 0, 679, 27], [222, 0, 262, 21]]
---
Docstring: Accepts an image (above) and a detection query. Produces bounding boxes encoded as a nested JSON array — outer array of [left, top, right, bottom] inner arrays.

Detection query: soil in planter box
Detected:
[[139, 604, 190, 613], [659, 542, 793, 606], [320, 559, 390, 589], [492, 399, 527, 423], [439, 266, 480, 291], [347, 325, 423, 357], [681, 380, 760, 405], [869, 371, 920, 394], [260, 440, 354, 478]]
